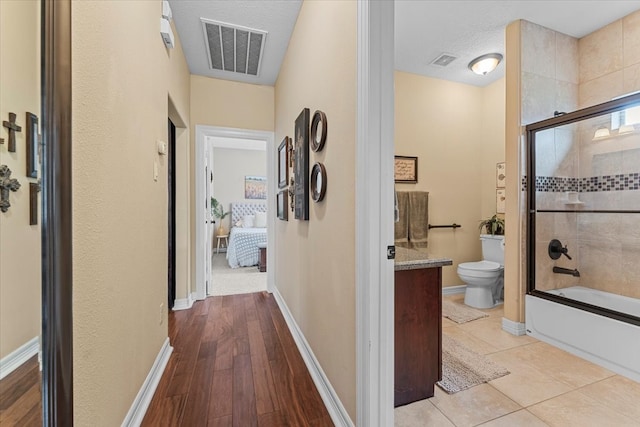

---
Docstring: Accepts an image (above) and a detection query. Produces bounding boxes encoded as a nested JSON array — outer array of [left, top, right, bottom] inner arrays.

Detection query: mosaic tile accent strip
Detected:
[[533, 173, 640, 192]]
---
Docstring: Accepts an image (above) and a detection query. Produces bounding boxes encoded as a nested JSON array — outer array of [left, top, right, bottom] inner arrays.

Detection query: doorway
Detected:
[[209, 136, 269, 296], [168, 119, 176, 309], [194, 125, 275, 301]]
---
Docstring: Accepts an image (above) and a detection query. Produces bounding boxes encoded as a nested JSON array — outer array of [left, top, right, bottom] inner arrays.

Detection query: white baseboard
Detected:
[[502, 317, 526, 336], [0, 336, 39, 380], [173, 292, 196, 311], [272, 288, 353, 427], [121, 337, 173, 427], [442, 285, 466, 295]]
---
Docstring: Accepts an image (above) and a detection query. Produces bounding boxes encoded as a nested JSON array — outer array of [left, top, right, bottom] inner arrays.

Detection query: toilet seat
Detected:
[[457, 260, 502, 272]]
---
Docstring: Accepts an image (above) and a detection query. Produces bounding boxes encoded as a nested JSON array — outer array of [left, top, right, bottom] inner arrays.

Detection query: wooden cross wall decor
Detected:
[[2, 112, 22, 152], [0, 165, 21, 213]]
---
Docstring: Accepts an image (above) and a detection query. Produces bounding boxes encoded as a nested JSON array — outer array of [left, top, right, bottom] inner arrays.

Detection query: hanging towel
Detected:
[[408, 191, 429, 250], [394, 191, 410, 248]]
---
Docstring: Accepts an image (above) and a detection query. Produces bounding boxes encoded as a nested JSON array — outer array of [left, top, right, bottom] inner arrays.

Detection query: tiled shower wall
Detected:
[[523, 11, 640, 300], [579, 10, 640, 109]]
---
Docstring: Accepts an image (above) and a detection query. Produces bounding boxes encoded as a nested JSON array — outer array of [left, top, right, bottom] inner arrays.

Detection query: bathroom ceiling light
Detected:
[[468, 53, 503, 75]]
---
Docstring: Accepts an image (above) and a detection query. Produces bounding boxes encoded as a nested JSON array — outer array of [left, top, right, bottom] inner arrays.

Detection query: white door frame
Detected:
[[356, 1, 395, 426], [194, 125, 275, 300]]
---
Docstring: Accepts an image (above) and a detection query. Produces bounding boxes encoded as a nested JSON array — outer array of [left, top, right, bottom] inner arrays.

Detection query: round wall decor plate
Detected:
[[310, 162, 327, 202], [310, 110, 327, 152]]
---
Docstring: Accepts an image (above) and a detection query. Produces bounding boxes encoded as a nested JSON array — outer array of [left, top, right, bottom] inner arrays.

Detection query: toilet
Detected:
[[457, 234, 505, 309]]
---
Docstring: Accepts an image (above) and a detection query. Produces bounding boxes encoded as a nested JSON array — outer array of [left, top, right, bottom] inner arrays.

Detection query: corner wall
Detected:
[[274, 0, 357, 420], [0, 0, 41, 361], [71, 1, 190, 424], [394, 71, 505, 286]]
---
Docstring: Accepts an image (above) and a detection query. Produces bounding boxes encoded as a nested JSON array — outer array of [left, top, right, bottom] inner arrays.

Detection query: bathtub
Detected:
[[526, 286, 640, 383]]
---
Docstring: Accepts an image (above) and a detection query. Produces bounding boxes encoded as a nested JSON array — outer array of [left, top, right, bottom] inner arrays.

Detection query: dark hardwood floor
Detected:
[[143, 292, 334, 426], [0, 355, 42, 426]]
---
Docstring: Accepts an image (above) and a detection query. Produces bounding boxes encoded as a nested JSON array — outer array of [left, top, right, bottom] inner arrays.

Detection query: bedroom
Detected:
[[208, 135, 269, 296]]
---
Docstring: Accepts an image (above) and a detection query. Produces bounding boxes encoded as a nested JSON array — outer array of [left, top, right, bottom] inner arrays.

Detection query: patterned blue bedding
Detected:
[[226, 227, 267, 268]]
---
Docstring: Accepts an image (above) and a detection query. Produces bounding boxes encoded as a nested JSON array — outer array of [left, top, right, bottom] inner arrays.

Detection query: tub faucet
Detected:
[[552, 266, 580, 277]]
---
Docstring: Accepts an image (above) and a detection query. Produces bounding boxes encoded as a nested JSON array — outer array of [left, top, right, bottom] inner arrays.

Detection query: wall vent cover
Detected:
[[201, 18, 267, 76], [431, 53, 457, 67]]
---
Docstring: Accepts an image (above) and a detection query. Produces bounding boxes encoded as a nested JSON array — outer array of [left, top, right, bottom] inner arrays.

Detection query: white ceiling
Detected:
[[170, 0, 640, 88], [396, 1, 640, 87], [169, 0, 302, 85]]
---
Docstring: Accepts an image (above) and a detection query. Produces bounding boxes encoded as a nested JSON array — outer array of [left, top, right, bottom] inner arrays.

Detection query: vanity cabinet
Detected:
[[394, 249, 450, 407]]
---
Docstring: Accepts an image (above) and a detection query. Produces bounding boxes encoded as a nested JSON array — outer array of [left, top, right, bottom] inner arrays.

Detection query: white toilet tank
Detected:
[[480, 234, 505, 264]]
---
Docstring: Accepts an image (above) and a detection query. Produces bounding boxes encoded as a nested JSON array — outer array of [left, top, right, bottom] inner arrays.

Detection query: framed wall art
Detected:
[[310, 110, 327, 152], [245, 176, 267, 200], [277, 190, 288, 221], [278, 136, 290, 189], [394, 156, 418, 183], [294, 108, 310, 220], [310, 162, 327, 202], [496, 162, 506, 188], [496, 188, 506, 214]]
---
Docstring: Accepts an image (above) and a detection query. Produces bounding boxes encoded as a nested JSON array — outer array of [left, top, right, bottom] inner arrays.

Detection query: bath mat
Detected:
[[437, 335, 509, 394], [442, 300, 489, 324]]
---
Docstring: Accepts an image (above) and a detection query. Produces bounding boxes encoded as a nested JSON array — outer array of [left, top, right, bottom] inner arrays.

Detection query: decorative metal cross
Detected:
[[0, 165, 21, 213], [2, 112, 22, 152]]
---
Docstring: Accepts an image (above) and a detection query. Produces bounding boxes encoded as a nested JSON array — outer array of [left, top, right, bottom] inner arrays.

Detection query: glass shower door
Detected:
[[527, 92, 640, 325]]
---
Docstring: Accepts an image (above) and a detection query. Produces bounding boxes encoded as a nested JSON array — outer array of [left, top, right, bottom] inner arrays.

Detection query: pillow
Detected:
[[254, 211, 267, 228], [242, 214, 255, 228], [235, 219, 243, 227]]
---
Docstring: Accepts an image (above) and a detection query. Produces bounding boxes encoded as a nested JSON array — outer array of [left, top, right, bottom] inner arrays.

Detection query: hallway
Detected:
[[142, 292, 333, 426]]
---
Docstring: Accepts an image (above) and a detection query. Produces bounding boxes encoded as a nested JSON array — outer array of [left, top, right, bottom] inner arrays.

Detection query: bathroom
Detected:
[[395, 7, 640, 377]]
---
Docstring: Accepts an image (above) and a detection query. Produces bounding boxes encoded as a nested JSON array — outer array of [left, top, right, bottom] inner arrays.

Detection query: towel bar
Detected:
[[428, 223, 461, 229]]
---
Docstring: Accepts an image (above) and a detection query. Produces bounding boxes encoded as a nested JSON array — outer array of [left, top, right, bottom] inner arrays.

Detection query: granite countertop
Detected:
[[394, 247, 453, 271]]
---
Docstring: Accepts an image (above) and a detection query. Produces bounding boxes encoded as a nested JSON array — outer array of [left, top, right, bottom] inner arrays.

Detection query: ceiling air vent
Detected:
[[431, 53, 457, 67], [201, 18, 267, 76]]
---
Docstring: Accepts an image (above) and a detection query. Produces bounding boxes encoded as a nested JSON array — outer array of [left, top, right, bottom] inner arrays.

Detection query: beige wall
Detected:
[[504, 21, 524, 322], [481, 80, 507, 220], [579, 10, 640, 108], [190, 75, 274, 132], [189, 75, 274, 292], [71, 0, 190, 424], [395, 71, 505, 286], [0, 0, 41, 360], [274, 0, 357, 420], [212, 147, 267, 232]]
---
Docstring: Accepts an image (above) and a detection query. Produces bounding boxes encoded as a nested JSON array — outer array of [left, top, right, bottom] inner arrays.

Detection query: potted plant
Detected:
[[211, 197, 230, 236], [478, 214, 505, 235]]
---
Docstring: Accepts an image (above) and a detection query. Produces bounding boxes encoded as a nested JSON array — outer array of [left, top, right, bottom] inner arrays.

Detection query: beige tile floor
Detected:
[[395, 294, 640, 427]]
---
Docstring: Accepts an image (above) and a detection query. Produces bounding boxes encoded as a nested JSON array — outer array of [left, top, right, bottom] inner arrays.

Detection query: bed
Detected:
[[226, 202, 267, 268]]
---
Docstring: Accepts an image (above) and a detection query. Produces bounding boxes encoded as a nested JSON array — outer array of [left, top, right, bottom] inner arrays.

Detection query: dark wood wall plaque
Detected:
[[30, 182, 40, 225], [294, 108, 310, 220], [26, 113, 39, 178]]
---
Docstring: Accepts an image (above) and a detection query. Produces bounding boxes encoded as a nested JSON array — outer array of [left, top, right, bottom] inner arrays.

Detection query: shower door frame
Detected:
[[525, 91, 640, 327]]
